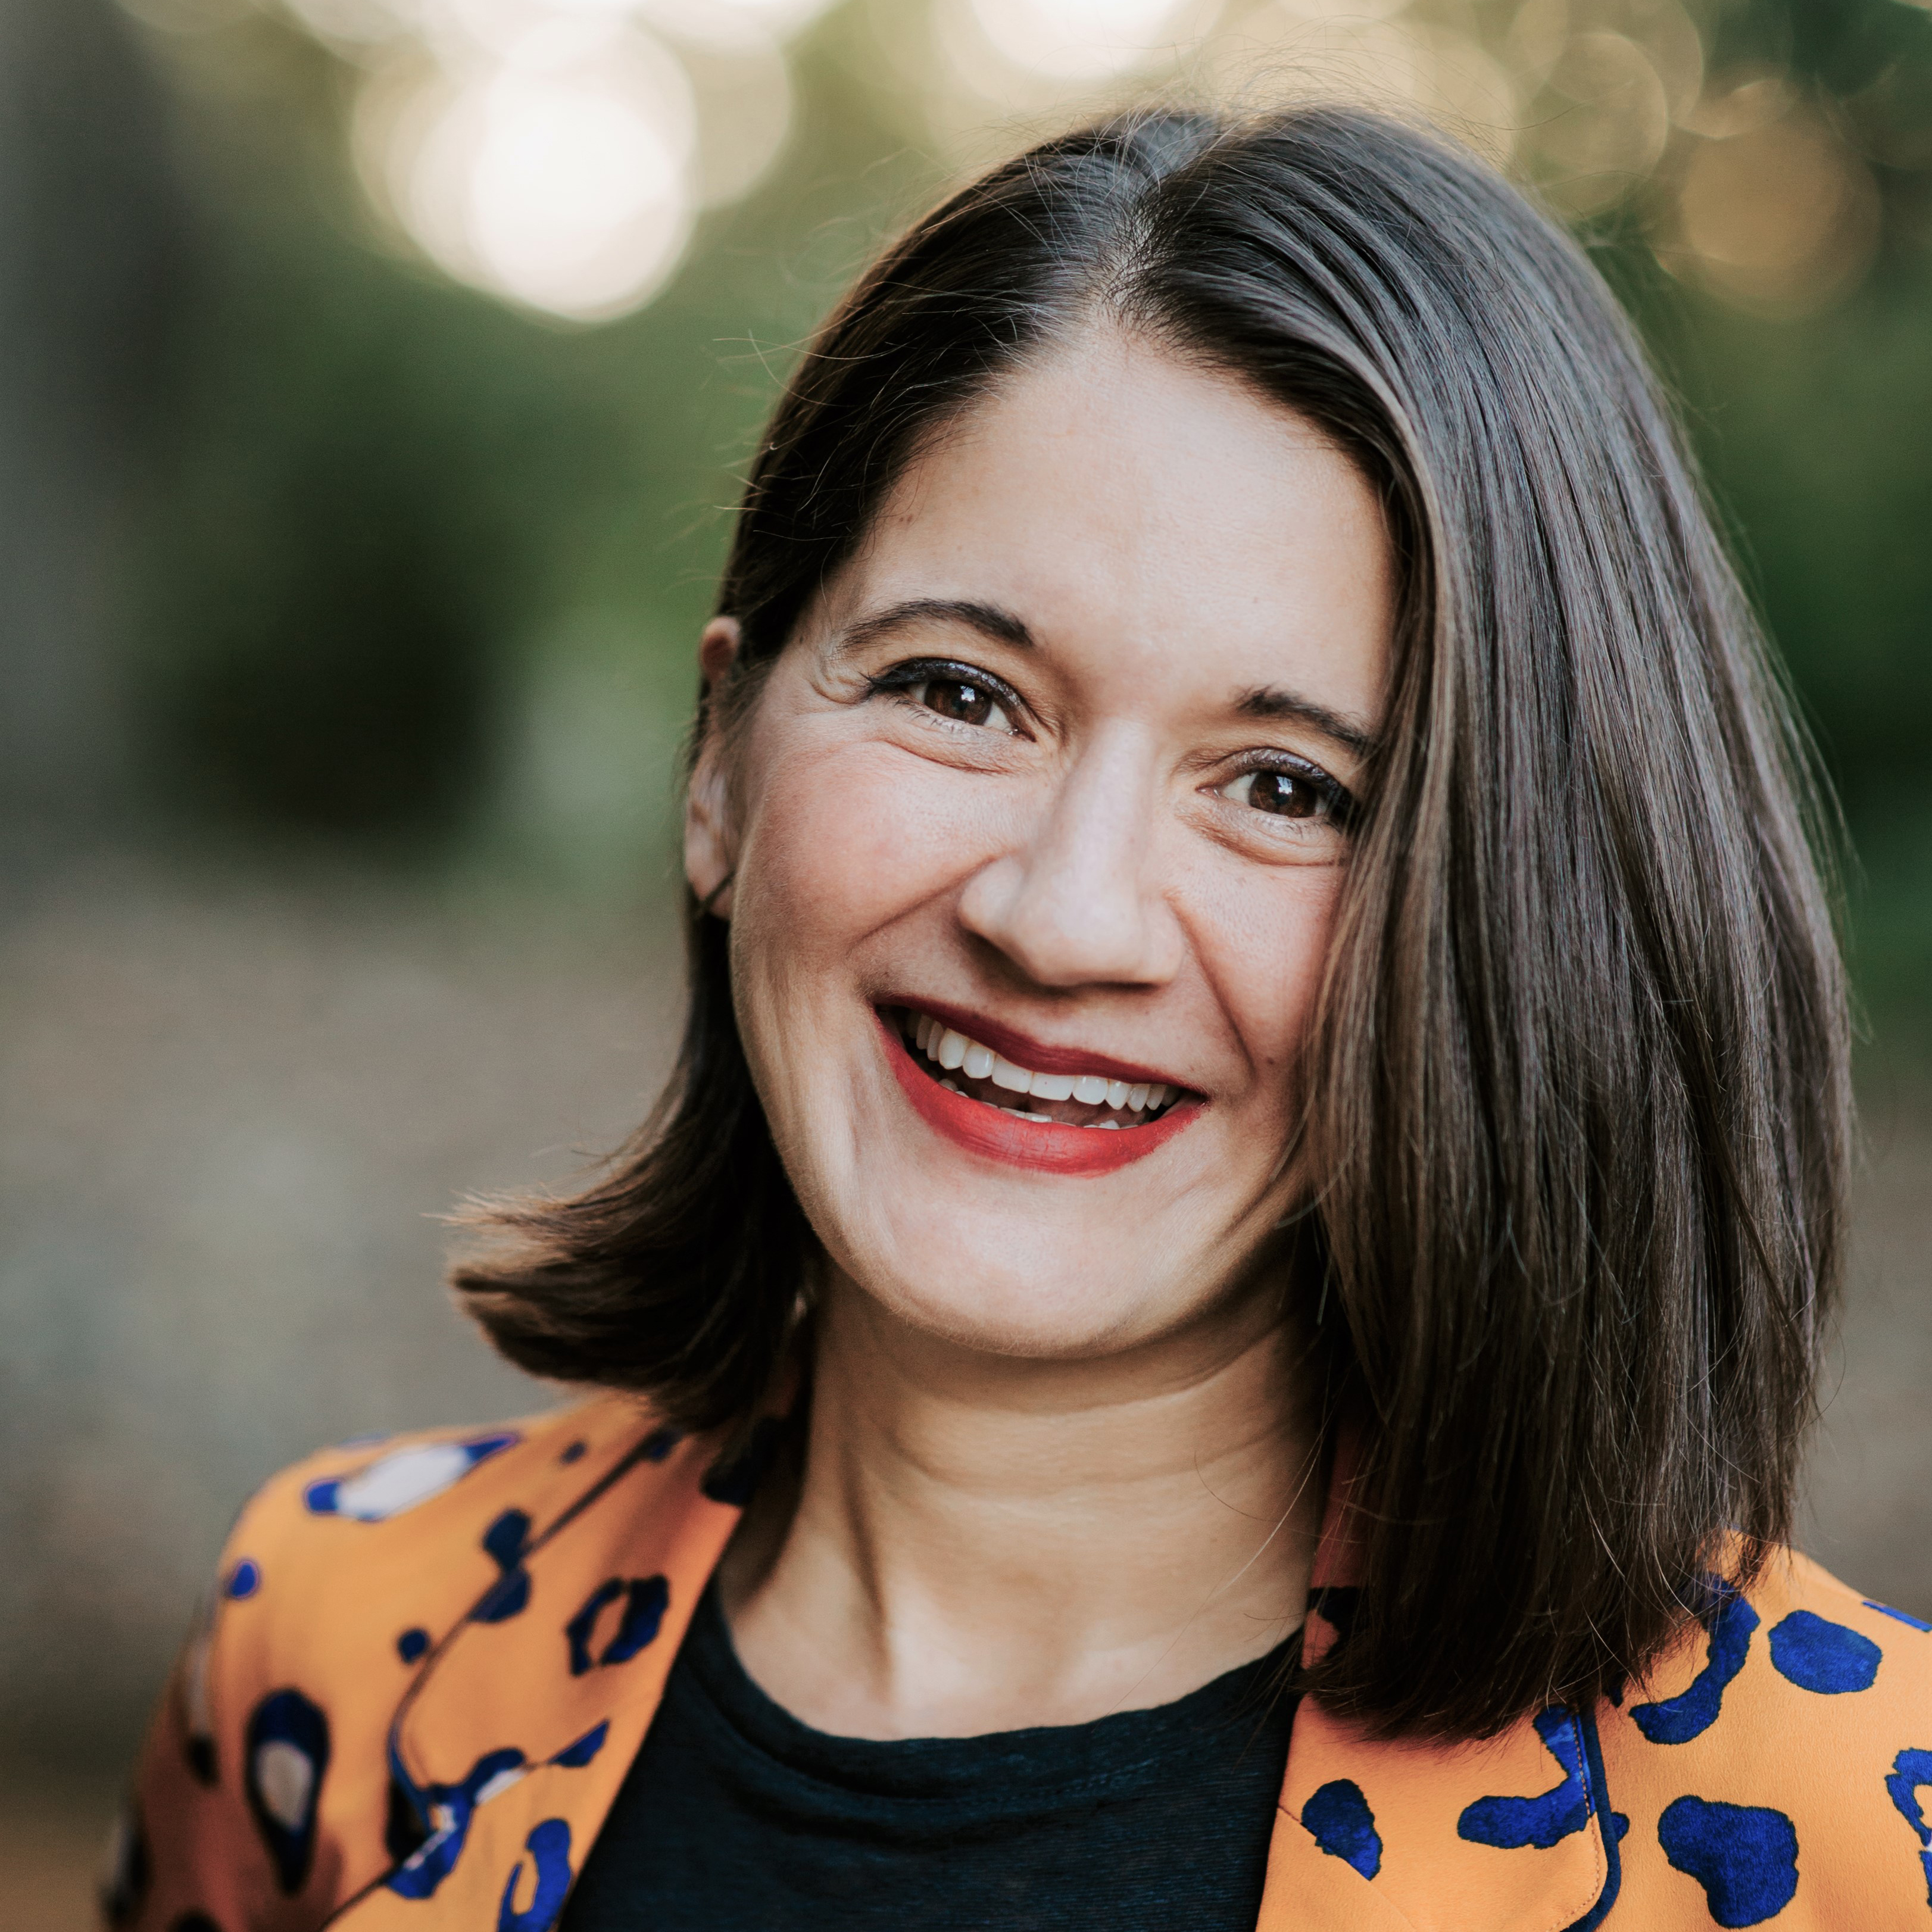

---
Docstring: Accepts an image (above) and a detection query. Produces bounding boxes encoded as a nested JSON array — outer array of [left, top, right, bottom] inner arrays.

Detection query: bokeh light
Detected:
[[1670, 105, 1881, 317], [963, 0, 1203, 83], [313, 0, 816, 319], [1536, 30, 1672, 213], [141, 0, 1930, 334], [361, 20, 697, 319]]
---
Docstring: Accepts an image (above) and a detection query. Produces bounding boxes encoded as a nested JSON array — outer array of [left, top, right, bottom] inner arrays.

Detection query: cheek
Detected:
[[735, 736, 1006, 972], [1191, 863, 1344, 1106]]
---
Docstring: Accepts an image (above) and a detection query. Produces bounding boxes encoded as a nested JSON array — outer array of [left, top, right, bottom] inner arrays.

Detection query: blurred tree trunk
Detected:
[[0, 0, 183, 850]]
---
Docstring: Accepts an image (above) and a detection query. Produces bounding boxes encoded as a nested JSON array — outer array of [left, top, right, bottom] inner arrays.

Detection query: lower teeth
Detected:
[[997, 1104, 1128, 1128]]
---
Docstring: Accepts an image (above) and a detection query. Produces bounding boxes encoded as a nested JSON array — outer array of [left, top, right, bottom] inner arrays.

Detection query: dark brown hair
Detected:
[[454, 105, 1850, 1741]]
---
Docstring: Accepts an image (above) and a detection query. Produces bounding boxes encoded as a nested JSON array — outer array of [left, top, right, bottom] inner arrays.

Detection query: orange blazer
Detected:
[[113, 1394, 1932, 1930]]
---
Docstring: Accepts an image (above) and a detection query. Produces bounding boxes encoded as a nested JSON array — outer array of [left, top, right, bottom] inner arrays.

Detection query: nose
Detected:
[[956, 732, 1184, 990]]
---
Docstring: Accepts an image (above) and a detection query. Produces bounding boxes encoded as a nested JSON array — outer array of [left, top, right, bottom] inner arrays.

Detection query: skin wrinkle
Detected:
[[1106, 1434, 1328, 1720]]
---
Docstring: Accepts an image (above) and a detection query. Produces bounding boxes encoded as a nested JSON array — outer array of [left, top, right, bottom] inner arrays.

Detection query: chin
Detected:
[[877, 1281, 1159, 1360], [779, 1064, 1282, 1362], [828, 1212, 1201, 1360]]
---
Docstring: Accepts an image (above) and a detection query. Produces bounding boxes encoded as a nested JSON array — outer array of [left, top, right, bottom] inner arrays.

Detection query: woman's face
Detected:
[[691, 329, 1393, 1359]]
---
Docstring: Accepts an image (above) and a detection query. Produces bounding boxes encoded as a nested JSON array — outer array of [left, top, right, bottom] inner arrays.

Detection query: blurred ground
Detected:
[[0, 1771, 123, 1932], [0, 848, 680, 1775], [2, 849, 1927, 1930]]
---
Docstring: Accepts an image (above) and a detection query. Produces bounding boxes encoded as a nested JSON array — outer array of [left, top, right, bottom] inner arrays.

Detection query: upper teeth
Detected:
[[911, 1013, 1172, 1113]]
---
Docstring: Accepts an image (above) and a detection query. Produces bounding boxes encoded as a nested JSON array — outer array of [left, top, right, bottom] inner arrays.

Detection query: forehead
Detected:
[[826, 328, 1393, 720]]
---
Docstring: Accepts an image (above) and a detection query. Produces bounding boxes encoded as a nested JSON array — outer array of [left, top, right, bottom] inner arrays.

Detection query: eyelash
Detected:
[[1222, 754, 1359, 833], [863, 656, 1357, 830], [863, 658, 1030, 735]]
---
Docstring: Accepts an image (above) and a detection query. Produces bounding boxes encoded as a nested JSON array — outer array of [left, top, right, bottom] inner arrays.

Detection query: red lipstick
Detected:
[[878, 1013, 1201, 1176]]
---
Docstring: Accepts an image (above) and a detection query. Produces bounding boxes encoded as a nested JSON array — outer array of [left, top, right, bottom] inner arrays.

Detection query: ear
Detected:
[[684, 617, 742, 917]]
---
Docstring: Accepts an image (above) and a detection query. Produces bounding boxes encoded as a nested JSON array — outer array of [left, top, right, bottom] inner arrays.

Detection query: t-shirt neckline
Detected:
[[680, 1578, 1303, 1805]]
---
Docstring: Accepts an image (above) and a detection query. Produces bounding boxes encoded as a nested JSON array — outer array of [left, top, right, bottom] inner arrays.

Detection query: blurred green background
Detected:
[[4, 0, 1930, 1918]]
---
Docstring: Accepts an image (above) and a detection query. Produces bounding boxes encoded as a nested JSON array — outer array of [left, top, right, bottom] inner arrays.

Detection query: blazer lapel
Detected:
[[326, 1413, 745, 1928], [1262, 1431, 1616, 1932]]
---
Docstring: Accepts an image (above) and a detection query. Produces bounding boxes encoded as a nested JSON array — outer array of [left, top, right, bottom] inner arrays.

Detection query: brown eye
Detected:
[[1222, 769, 1325, 819], [914, 678, 1014, 733]]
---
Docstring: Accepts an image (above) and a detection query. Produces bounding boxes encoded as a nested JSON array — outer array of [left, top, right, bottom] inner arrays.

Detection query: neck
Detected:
[[717, 1273, 1324, 1740]]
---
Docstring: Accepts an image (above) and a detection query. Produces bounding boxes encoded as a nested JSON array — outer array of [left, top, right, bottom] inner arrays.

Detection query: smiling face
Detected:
[[688, 329, 1394, 1359]]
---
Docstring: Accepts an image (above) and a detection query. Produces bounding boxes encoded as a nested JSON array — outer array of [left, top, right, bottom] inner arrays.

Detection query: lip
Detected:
[[891, 997, 1191, 1090], [876, 1012, 1203, 1176]]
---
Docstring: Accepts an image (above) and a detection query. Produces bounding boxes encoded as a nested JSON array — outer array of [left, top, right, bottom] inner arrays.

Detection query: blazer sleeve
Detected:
[[99, 1404, 604, 1932], [105, 1481, 292, 1932]]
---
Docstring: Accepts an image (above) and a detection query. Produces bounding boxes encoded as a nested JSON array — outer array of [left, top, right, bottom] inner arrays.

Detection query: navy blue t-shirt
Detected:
[[561, 1581, 1299, 1930]]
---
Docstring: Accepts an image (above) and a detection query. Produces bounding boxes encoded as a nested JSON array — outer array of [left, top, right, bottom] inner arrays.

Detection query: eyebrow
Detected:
[[1235, 686, 1380, 763], [838, 597, 1037, 656]]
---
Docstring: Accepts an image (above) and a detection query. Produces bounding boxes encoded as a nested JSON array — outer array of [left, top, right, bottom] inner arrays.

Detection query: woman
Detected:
[[114, 107, 1931, 1931]]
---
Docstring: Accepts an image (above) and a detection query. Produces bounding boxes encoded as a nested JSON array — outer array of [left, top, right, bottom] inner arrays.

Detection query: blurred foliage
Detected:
[[111, 2, 929, 869], [86, 0, 1932, 1032]]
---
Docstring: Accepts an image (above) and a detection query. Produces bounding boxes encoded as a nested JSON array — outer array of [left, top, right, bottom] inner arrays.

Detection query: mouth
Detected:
[[876, 1002, 1203, 1175]]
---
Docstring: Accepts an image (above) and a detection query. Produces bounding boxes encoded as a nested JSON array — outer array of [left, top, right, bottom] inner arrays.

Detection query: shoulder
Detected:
[[116, 1392, 720, 1930], [229, 1399, 638, 1585], [1599, 1549, 1932, 1925], [209, 1392, 696, 1716]]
